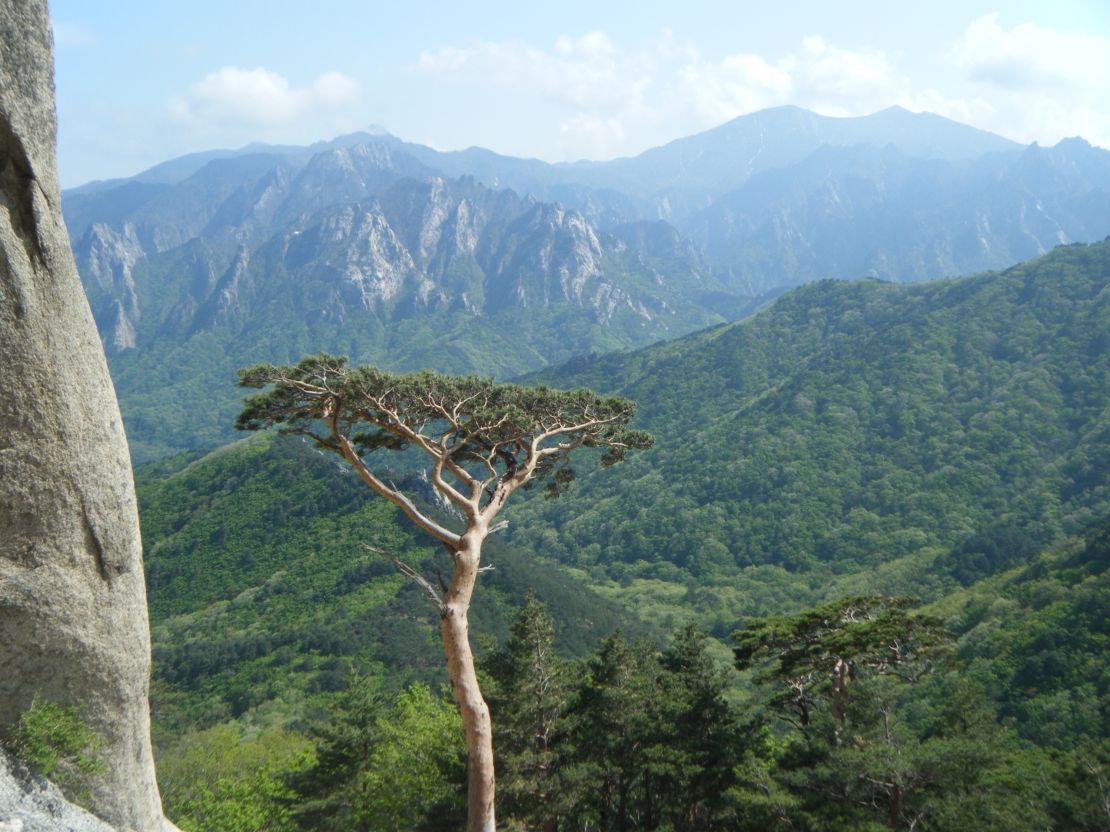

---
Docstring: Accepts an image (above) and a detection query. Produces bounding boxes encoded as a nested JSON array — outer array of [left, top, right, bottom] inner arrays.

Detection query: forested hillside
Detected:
[[508, 240, 1110, 625], [137, 432, 638, 732], [146, 517, 1110, 831], [935, 514, 1109, 752], [127, 240, 1110, 830]]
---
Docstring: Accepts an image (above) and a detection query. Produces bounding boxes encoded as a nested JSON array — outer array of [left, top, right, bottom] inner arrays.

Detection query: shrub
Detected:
[[4, 694, 104, 799]]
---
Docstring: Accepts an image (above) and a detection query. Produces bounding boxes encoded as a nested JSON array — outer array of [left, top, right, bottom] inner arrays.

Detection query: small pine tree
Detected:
[[482, 594, 571, 831]]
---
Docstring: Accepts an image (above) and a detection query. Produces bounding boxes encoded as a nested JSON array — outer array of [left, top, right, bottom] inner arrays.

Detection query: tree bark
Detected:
[[888, 783, 903, 830], [831, 657, 851, 747], [441, 528, 496, 832]]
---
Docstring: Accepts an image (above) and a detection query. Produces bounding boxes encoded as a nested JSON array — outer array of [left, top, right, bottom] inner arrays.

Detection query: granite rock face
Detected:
[[0, 751, 118, 832], [0, 2, 174, 830]]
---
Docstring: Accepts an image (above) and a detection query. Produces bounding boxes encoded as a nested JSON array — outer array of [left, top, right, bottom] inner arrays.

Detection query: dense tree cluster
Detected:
[[509, 242, 1110, 595], [157, 566, 1109, 831], [140, 438, 1110, 831]]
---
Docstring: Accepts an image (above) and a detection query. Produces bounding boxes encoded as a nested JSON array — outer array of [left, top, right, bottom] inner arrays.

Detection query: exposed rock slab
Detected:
[[0, 751, 118, 832], [0, 2, 175, 830]]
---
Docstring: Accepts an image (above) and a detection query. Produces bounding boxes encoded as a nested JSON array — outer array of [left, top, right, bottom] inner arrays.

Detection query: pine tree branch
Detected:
[[362, 544, 445, 614]]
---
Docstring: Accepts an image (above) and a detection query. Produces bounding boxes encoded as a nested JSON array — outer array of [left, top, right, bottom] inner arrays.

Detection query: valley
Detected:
[[62, 107, 1110, 831]]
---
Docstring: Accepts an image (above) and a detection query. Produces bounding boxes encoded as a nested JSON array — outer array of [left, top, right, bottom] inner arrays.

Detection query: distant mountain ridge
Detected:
[[72, 105, 1019, 199], [67, 105, 1110, 290], [63, 105, 1110, 459], [681, 138, 1110, 293], [68, 145, 731, 460], [541, 105, 1021, 200]]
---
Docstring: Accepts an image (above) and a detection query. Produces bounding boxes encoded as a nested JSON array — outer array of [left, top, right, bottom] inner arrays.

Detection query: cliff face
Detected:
[[0, 2, 174, 830]]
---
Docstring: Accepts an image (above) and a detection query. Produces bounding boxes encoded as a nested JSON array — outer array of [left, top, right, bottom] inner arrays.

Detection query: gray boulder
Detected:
[[0, 2, 175, 830], [0, 751, 118, 832]]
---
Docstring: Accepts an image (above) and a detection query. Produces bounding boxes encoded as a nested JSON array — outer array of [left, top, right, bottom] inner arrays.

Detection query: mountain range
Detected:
[[63, 105, 1110, 460], [57, 105, 1110, 829], [69, 158, 729, 460]]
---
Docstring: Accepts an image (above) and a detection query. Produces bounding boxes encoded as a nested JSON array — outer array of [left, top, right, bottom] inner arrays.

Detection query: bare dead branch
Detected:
[[362, 544, 445, 614]]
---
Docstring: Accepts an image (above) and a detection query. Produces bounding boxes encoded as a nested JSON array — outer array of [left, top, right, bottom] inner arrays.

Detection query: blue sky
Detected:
[[51, 1, 1110, 187]]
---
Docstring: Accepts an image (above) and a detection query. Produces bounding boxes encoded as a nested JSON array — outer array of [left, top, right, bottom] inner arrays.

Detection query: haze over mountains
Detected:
[[63, 105, 1110, 460]]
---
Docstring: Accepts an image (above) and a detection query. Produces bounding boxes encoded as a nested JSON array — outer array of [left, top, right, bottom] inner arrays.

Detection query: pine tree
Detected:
[[657, 625, 743, 830], [564, 633, 664, 831], [481, 594, 570, 831], [237, 356, 651, 831]]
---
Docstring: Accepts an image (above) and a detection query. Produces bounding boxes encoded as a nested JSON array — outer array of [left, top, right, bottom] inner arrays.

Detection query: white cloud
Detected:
[[419, 32, 651, 112], [418, 32, 914, 159], [785, 36, 907, 115], [170, 66, 360, 136], [676, 53, 792, 126], [952, 14, 1104, 92], [932, 14, 1110, 148], [417, 19, 1110, 160], [312, 71, 360, 104]]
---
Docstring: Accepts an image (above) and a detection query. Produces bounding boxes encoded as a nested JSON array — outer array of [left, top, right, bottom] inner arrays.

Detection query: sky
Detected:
[[50, 1, 1110, 188]]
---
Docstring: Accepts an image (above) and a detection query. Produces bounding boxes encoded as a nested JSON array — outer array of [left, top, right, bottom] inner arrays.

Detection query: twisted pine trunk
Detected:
[[441, 527, 496, 832]]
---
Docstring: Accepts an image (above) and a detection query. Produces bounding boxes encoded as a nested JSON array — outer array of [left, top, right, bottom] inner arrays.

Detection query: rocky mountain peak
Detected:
[[74, 223, 145, 352]]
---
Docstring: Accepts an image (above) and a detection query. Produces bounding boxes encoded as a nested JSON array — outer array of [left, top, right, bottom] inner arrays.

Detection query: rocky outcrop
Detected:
[[72, 223, 144, 353], [0, 2, 175, 830], [0, 751, 118, 832]]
